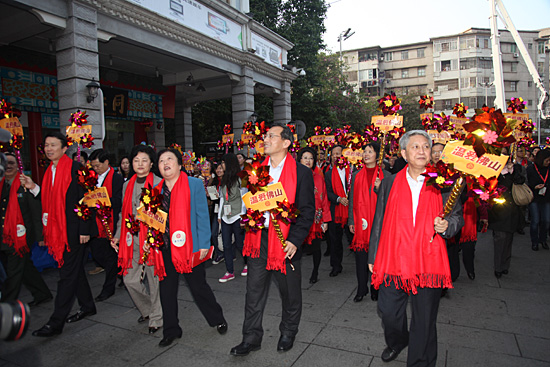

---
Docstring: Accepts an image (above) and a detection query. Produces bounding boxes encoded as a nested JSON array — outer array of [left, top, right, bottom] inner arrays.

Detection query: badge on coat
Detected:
[[362, 218, 368, 230], [16, 224, 26, 237], [42, 213, 48, 226], [126, 232, 133, 246], [172, 231, 186, 247]]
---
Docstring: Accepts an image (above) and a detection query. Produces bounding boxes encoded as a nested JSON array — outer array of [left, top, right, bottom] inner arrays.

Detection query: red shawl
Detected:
[[459, 196, 477, 243], [0, 173, 28, 256], [42, 154, 73, 266], [331, 166, 349, 226], [371, 168, 452, 294], [152, 173, 194, 280], [118, 173, 154, 276], [305, 169, 331, 244], [96, 168, 114, 238], [243, 153, 297, 274], [351, 166, 383, 252]]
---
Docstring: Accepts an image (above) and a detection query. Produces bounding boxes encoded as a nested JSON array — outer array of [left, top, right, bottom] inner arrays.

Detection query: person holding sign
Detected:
[[230, 123, 315, 356], [24, 132, 97, 337], [155, 148, 227, 347], [348, 142, 390, 303], [88, 149, 123, 302], [112, 145, 163, 335], [368, 131, 463, 365]]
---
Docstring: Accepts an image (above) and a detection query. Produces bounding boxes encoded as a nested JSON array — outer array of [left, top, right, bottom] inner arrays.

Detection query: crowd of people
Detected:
[[0, 124, 544, 366]]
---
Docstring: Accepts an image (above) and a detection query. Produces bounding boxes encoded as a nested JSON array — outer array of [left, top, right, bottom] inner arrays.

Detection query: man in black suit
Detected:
[[0, 153, 52, 305], [88, 149, 123, 302], [230, 123, 315, 356], [22, 132, 97, 337]]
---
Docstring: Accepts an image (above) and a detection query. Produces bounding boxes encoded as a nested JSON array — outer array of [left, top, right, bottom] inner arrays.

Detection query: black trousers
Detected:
[[354, 250, 377, 297], [159, 247, 225, 339], [48, 242, 95, 330], [0, 248, 52, 302], [378, 283, 441, 367], [328, 221, 344, 272], [447, 240, 476, 281], [493, 230, 513, 272], [308, 238, 322, 280], [89, 237, 118, 297], [242, 230, 302, 345]]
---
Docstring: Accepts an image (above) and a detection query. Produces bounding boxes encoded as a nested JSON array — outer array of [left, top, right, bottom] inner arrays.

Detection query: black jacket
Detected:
[[286, 162, 315, 255], [489, 163, 525, 233]]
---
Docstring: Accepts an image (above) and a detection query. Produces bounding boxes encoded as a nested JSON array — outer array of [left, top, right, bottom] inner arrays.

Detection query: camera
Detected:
[[0, 300, 30, 341]]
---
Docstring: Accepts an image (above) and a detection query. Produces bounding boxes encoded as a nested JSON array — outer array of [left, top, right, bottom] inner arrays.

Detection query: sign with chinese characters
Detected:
[[41, 113, 60, 128], [136, 205, 167, 232], [427, 130, 452, 144], [255, 140, 264, 154], [66, 125, 92, 141], [504, 113, 529, 123], [371, 115, 403, 131], [82, 187, 112, 207], [449, 116, 469, 134], [240, 133, 255, 144], [103, 87, 129, 118], [342, 148, 363, 164], [242, 182, 287, 212], [222, 133, 234, 143], [0, 117, 23, 136], [441, 141, 508, 178], [251, 32, 283, 68], [420, 113, 433, 120]]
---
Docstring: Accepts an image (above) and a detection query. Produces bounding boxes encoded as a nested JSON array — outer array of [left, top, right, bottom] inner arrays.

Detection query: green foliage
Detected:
[[191, 98, 232, 155]]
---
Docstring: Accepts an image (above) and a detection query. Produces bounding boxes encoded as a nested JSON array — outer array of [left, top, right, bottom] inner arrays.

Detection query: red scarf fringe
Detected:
[[0, 173, 28, 256]]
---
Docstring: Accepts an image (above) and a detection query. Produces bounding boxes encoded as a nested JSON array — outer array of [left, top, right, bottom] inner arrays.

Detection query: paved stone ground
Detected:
[[1, 230, 550, 367]]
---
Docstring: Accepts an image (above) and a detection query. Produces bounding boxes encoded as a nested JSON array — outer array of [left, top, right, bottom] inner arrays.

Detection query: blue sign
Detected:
[[42, 113, 60, 128]]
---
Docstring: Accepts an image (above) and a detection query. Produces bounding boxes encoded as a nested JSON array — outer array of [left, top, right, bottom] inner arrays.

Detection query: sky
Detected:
[[323, 0, 550, 53]]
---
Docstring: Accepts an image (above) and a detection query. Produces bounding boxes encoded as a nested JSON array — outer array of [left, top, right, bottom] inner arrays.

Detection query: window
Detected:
[[401, 51, 409, 60], [469, 97, 477, 109], [511, 62, 517, 72], [441, 60, 451, 71], [358, 70, 369, 80], [470, 77, 477, 88], [343, 56, 348, 64], [538, 62, 544, 73], [383, 52, 393, 61], [484, 39, 489, 49], [402, 69, 409, 78], [528, 100, 533, 106], [528, 81, 533, 88], [441, 42, 450, 52], [417, 66, 426, 77], [528, 43, 533, 50], [539, 42, 546, 54], [417, 49, 425, 58], [385, 70, 393, 79], [511, 44, 517, 53], [510, 81, 517, 91], [460, 57, 477, 70], [460, 77, 469, 89]]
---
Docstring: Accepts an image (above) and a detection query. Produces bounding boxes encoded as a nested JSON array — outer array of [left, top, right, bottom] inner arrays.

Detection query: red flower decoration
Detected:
[[418, 95, 434, 110], [377, 92, 402, 116], [223, 124, 232, 135], [140, 185, 163, 214], [74, 203, 92, 220], [453, 103, 468, 118], [507, 97, 526, 114], [70, 110, 88, 127], [10, 134, 23, 150], [0, 99, 22, 119], [78, 165, 99, 192], [462, 107, 516, 157], [467, 175, 506, 207], [336, 156, 349, 169], [422, 162, 460, 190], [238, 161, 272, 194], [240, 209, 266, 233], [80, 133, 94, 148], [363, 124, 383, 142], [272, 199, 299, 225], [125, 214, 140, 236]]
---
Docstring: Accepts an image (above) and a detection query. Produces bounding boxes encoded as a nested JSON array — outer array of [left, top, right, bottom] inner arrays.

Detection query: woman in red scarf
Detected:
[[111, 145, 163, 334], [298, 147, 331, 284], [348, 142, 390, 302], [155, 148, 226, 347]]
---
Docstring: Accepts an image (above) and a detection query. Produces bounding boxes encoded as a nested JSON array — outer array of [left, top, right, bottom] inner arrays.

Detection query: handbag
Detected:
[[512, 183, 533, 206]]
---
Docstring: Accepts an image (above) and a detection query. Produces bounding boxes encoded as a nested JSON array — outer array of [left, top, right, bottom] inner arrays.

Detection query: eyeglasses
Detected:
[[262, 133, 281, 140]]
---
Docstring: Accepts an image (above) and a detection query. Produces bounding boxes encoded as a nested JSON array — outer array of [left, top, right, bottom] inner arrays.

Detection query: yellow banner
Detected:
[[242, 182, 287, 212], [420, 113, 433, 120], [342, 148, 363, 164], [0, 117, 23, 136], [255, 140, 264, 154], [427, 130, 452, 144], [449, 116, 469, 134], [222, 133, 234, 143], [82, 186, 112, 208], [240, 133, 255, 144], [137, 206, 167, 232], [504, 113, 529, 123], [309, 135, 325, 145], [371, 115, 403, 131], [441, 141, 508, 178], [66, 125, 92, 141]]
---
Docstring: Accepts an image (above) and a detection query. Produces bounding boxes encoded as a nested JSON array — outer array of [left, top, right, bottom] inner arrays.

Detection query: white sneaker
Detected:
[[219, 272, 235, 283], [241, 266, 248, 277]]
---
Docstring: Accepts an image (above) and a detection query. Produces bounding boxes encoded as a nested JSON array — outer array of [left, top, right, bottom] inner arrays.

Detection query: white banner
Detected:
[[251, 33, 283, 68]]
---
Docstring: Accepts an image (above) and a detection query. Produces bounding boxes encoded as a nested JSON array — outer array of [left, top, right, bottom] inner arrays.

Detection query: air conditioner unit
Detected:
[[513, 53, 519, 58]]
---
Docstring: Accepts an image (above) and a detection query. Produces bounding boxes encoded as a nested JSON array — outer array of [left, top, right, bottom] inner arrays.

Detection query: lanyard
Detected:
[[535, 165, 549, 184]]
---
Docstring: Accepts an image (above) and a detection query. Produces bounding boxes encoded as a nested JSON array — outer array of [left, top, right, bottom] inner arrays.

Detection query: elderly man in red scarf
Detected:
[[230, 123, 315, 356], [368, 130, 463, 367]]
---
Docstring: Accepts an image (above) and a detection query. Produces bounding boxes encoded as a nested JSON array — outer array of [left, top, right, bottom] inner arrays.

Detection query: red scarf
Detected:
[[372, 167, 452, 294], [151, 173, 194, 280], [459, 196, 477, 243], [305, 170, 330, 244], [0, 173, 28, 256], [118, 173, 154, 276], [243, 153, 297, 274], [42, 154, 73, 267], [351, 166, 383, 252], [331, 166, 349, 226], [96, 168, 114, 238]]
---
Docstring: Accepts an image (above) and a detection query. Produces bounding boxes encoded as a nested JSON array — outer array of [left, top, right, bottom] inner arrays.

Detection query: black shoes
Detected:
[[277, 335, 295, 352], [138, 315, 150, 323], [28, 296, 53, 308], [494, 271, 502, 279], [329, 269, 342, 277], [159, 335, 180, 347], [230, 342, 261, 356], [149, 327, 160, 334], [501, 269, 509, 275], [532, 243, 539, 251], [381, 346, 401, 362], [66, 310, 97, 323], [32, 324, 62, 337], [95, 292, 114, 302], [353, 295, 364, 303], [467, 272, 476, 280], [541, 242, 549, 250], [217, 322, 228, 335]]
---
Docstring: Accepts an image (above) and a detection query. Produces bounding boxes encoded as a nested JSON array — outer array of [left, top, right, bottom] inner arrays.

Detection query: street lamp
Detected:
[[337, 28, 355, 77], [480, 81, 493, 106]]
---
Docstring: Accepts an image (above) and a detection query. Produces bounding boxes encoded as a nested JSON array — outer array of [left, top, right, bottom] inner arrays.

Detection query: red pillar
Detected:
[[27, 112, 45, 184]]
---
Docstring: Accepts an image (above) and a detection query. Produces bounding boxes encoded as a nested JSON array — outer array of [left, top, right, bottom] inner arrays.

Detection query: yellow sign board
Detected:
[[136, 205, 167, 232], [0, 117, 23, 136], [504, 113, 529, 123], [441, 141, 508, 178], [222, 133, 234, 143], [449, 116, 469, 134], [420, 113, 433, 120], [255, 140, 264, 154], [66, 125, 92, 141], [82, 187, 112, 208], [371, 115, 404, 131], [240, 133, 255, 144], [427, 130, 452, 144], [342, 148, 363, 164], [242, 182, 287, 212]]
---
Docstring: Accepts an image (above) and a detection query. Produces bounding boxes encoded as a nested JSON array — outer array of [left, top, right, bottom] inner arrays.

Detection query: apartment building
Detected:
[[343, 27, 549, 117]]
